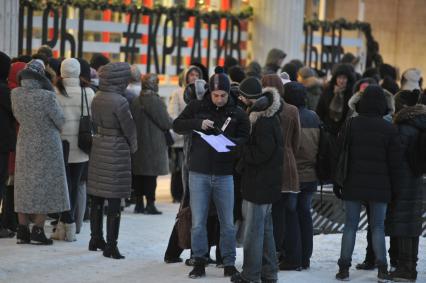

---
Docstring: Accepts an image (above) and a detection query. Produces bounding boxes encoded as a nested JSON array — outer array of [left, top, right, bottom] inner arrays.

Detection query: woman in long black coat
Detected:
[[386, 90, 426, 282], [334, 85, 401, 281]]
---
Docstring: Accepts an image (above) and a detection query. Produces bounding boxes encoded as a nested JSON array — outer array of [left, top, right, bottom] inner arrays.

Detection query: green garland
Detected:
[[304, 18, 371, 32], [303, 18, 382, 68], [20, 0, 253, 20]]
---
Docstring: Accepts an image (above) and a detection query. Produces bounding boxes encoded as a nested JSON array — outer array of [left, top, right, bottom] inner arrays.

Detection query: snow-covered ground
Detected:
[[0, 176, 424, 283]]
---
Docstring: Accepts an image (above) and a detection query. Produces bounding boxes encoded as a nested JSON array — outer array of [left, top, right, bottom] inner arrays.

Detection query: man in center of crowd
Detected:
[[173, 67, 250, 279]]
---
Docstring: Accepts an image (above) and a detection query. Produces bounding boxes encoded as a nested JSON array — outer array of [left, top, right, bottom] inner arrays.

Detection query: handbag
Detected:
[[176, 207, 192, 249], [334, 118, 352, 187], [78, 88, 93, 154]]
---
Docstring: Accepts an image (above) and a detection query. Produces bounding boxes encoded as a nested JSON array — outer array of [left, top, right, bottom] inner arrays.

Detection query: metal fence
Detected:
[[312, 180, 426, 237]]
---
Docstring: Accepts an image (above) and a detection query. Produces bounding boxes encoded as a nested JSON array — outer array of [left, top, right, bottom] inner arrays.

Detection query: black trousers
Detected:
[[170, 171, 183, 202], [61, 162, 86, 223], [0, 152, 8, 202], [90, 196, 121, 215], [170, 148, 183, 202], [0, 153, 16, 230], [389, 236, 419, 276], [132, 175, 157, 202]]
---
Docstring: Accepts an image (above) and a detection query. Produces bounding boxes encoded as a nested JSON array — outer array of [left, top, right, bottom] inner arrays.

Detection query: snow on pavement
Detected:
[[0, 177, 424, 283]]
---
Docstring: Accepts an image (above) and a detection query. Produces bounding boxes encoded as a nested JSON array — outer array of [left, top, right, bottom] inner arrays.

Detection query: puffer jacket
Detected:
[[339, 86, 402, 203], [240, 87, 284, 204], [386, 104, 426, 237], [87, 62, 137, 199]]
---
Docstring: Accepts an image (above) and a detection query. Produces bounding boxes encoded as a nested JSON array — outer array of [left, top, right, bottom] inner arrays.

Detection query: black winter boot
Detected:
[[30, 226, 53, 245], [133, 197, 145, 214], [230, 273, 250, 283], [377, 265, 392, 283], [224, 265, 239, 277], [188, 258, 206, 279], [391, 267, 417, 282], [103, 212, 124, 259], [335, 267, 349, 281], [356, 260, 376, 270], [88, 203, 106, 251], [144, 201, 162, 215], [336, 260, 350, 281], [16, 224, 30, 244]]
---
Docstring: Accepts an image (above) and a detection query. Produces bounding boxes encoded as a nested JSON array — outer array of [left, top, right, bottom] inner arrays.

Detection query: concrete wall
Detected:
[[328, 0, 426, 77], [249, 0, 305, 65], [0, 0, 19, 57]]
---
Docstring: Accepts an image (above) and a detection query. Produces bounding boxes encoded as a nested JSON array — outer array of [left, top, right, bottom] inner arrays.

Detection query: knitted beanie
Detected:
[[209, 66, 230, 93], [61, 58, 80, 78], [283, 81, 307, 107], [26, 59, 45, 75], [239, 77, 263, 99]]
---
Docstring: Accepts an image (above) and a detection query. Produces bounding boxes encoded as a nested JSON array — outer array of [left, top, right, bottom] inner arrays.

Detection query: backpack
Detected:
[[408, 129, 426, 176]]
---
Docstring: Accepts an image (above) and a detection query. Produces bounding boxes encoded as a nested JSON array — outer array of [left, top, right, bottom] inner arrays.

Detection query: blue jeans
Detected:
[[339, 201, 387, 267], [189, 171, 236, 266], [297, 186, 315, 266], [282, 193, 302, 265], [241, 200, 278, 282]]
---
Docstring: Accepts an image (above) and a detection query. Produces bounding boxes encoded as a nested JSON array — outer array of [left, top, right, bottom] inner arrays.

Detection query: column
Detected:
[[249, 0, 305, 65], [0, 0, 19, 57]]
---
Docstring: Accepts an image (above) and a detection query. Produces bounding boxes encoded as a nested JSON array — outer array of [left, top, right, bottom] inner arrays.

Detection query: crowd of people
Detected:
[[0, 45, 425, 283]]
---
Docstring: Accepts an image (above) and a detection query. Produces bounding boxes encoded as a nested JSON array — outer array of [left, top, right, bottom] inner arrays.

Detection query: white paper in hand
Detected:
[[194, 130, 236, 152]]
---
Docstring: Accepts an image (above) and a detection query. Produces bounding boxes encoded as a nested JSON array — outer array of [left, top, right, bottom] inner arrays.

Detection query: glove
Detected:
[[333, 184, 343, 199]]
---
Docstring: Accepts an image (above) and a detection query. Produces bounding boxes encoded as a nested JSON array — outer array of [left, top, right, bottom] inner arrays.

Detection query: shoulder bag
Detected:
[[78, 88, 94, 154]]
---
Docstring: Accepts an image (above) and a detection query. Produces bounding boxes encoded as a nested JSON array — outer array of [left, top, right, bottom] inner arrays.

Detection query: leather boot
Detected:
[[103, 212, 124, 259], [377, 264, 391, 283], [188, 257, 206, 279], [88, 203, 106, 251], [30, 225, 53, 245], [16, 224, 31, 244], [336, 259, 350, 281], [133, 196, 144, 214], [144, 201, 162, 215]]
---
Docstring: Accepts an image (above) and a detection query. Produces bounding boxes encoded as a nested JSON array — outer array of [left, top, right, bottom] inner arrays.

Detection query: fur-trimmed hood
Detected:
[[394, 104, 426, 130], [348, 88, 395, 116], [249, 86, 281, 124], [18, 69, 55, 92]]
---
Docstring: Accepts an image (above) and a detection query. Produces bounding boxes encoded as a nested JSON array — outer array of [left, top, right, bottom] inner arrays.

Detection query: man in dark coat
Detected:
[[173, 67, 250, 279], [0, 52, 16, 238], [334, 85, 402, 282], [231, 77, 283, 283], [386, 90, 426, 282]]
